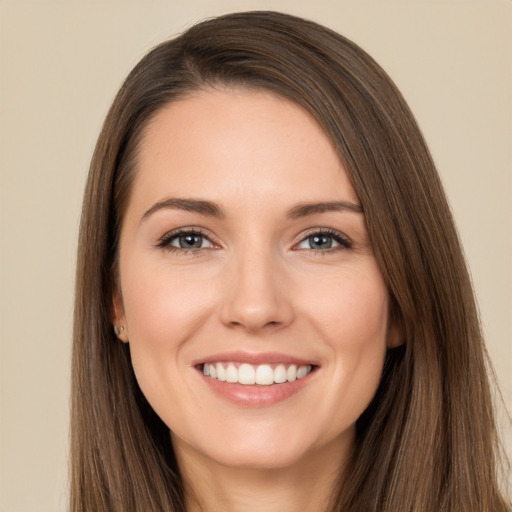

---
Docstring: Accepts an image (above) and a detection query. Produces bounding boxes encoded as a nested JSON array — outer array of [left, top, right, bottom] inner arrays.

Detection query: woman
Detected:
[[71, 11, 509, 511]]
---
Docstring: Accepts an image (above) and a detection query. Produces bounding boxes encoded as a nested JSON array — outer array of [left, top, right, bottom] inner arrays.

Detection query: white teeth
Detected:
[[274, 364, 287, 383], [255, 364, 274, 385], [203, 362, 313, 385], [225, 363, 238, 383], [238, 363, 255, 385], [297, 365, 311, 379], [216, 363, 226, 381]]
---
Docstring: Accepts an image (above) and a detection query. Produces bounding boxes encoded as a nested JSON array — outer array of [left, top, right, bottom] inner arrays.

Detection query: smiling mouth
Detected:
[[201, 362, 314, 386]]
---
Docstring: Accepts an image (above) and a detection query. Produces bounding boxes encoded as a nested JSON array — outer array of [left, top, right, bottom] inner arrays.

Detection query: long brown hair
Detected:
[[71, 11, 509, 511]]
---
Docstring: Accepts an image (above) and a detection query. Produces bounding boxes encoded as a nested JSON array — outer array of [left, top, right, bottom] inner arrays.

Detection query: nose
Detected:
[[219, 247, 294, 333]]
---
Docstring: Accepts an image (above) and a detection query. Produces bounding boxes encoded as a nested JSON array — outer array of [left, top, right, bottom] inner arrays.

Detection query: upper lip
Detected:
[[191, 351, 319, 367]]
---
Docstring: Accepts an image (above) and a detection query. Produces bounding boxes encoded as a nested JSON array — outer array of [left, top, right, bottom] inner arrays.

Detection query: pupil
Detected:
[[310, 235, 332, 249], [180, 234, 202, 248]]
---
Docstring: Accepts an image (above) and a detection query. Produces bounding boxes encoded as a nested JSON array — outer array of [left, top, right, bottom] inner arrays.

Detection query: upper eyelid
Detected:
[[299, 227, 347, 236], [296, 227, 351, 242], [157, 227, 218, 247], [159, 226, 212, 239]]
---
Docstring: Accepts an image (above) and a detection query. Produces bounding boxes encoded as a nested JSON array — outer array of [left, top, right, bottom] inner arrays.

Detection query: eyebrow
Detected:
[[141, 197, 363, 223], [287, 201, 363, 218], [141, 198, 225, 222]]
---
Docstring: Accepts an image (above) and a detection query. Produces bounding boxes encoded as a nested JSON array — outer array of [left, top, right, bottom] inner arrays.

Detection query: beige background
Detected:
[[0, 1, 510, 510]]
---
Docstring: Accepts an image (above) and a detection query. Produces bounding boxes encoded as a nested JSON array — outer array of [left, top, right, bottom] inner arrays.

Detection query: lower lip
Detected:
[[199, 369, 316, 407]]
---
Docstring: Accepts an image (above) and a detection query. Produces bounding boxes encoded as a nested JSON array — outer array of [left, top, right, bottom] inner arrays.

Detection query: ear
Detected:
[[387, 301, 404, 349], [112, 287, 129, 343], [387, 321, 403, 348]]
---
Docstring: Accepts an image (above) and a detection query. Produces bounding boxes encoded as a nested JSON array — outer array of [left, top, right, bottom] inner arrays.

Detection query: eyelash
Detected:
[[296, 228, 352, 253], [156, 228, 215, 255], [156, 228, 352, 254]]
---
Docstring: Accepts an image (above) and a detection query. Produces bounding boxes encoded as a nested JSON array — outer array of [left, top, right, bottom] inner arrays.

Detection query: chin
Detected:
[[212, 443, 308, 471], [172, 417, 353, 474]]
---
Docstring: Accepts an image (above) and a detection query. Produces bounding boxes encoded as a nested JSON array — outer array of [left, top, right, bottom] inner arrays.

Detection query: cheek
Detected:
[[122, 259, 217, 348], [303, 267, 390, 347], [119, 259, 220, 422], [299, 268, 389, 420]]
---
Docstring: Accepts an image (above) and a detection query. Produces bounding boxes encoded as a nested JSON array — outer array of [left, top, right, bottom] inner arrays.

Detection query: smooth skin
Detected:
[[114, 88, 399, 512]]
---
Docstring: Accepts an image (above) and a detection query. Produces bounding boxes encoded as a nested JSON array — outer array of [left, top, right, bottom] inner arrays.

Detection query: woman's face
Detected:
[[115, 88, 396, 471]]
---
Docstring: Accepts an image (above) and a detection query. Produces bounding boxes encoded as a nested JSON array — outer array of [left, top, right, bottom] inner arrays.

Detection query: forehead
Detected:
[[131, 88, 358, 211]]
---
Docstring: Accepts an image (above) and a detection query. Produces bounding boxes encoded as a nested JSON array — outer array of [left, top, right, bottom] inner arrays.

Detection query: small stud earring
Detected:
[[115, 325, 125, 337]]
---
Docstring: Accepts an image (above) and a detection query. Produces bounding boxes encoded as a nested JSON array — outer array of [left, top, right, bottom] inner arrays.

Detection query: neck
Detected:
[[175, 437, 351, 512]]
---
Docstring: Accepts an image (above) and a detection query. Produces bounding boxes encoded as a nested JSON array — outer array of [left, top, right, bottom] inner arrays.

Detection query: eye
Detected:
[[157, 229, 215, 252], [295, 229, 351, 251]]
